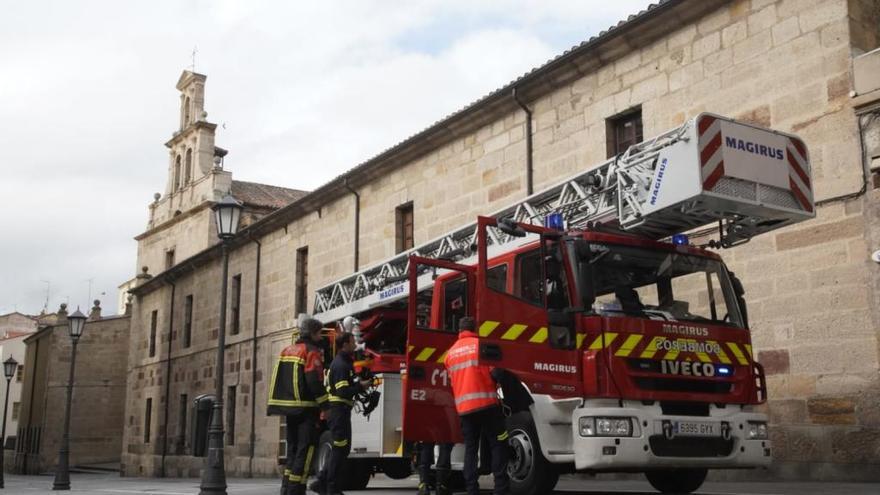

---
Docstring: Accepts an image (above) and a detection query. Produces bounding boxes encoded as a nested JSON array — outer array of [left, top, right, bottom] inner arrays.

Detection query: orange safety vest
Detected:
[[444, 330, 499, 415]]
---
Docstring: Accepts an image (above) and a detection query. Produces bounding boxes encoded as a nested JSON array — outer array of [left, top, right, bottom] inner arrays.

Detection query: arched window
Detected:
[[184, 148, 193, 184], [173, 155, 182, 190], [184, 96, 191, 125]]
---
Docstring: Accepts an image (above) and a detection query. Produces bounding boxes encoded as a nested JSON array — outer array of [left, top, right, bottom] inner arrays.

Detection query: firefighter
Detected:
[[267, 318, 329, 495], [417, 442, 453, 495], [444, 316, 510, 495], [310, 332, 368, 495]]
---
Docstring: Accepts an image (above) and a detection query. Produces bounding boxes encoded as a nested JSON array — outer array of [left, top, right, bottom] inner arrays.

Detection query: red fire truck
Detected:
[[312, 113, 814, 494]]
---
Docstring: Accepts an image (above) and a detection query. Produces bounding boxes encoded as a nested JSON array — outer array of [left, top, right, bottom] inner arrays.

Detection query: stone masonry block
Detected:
[[733, 29, 773, 64], [759, 349, 791, 375], [748, 5, 777, 35], [692, 32, 721, 60], [722, 20, 748, 48], [830, 428, 880, 463], [769, 399, 808, 425], [776, 216, 865, 251], [771, 16, 801, 46], [798, 1, 849, 34], [807, 396, 857, 425], [736, 104, 772, 127]]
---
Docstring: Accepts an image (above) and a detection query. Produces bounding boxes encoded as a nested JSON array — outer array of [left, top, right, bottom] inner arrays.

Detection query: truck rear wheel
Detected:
[[507, 412, 559, 495], [645, 468, 707, 494]]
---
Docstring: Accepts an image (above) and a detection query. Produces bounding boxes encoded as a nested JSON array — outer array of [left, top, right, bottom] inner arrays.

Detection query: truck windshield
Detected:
[[579, 242, 745, 328]]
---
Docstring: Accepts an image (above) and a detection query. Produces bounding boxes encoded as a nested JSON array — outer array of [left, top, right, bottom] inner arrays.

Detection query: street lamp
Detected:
[[200, 195, 243, 495], [52, 308, 87, 490], [0, 356, 18, 489]]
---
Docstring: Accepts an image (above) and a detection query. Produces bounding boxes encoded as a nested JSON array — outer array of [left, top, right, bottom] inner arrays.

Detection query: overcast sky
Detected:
[[0, 0, 652, 316]]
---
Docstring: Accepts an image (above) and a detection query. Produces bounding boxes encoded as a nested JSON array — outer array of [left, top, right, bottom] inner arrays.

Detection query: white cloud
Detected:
[[0, 0, 652, 314]]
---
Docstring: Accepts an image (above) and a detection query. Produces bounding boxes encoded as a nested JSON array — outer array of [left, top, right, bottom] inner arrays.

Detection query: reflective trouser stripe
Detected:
[[333, 439, 349, 447], [301, 445, 314, 485], [447, 359, 479, 373], [497, 431, 509, 441], [454, 392, 496, 405]]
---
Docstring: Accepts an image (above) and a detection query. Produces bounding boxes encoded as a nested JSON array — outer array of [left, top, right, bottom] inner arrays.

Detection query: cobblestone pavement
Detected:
[[4, 472, 878, 494]]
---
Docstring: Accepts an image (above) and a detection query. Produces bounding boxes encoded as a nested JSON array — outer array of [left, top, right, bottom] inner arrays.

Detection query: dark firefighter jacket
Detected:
[[267, 339, 328, 415], [327, 351, 359, 407]]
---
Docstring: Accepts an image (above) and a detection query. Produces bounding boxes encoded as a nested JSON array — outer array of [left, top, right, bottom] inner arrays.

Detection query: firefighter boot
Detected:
[[307, 479, 325, 494], [435, 468, 452, 495], [286, 484, 305, 495], [280, 469, 290, 495]]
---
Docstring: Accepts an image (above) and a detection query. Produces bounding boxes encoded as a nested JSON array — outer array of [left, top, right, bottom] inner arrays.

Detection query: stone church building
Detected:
[[123, 0, 880, 481]]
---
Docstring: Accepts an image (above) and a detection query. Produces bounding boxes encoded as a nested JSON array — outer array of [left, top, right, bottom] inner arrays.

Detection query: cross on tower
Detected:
[[190, 46, 198, 72]]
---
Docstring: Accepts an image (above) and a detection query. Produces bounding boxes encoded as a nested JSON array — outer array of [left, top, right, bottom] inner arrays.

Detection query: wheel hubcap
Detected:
[[507, 428, 534, 482]]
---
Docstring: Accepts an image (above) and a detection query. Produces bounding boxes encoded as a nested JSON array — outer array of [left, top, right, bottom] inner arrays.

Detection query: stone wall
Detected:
[[123, 0, 880, 480], [15, 310, 130, 473]]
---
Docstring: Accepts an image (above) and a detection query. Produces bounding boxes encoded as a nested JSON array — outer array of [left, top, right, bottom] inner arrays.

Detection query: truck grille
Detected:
[[649, 435, 734, 457], [634, 377, 732, 394]]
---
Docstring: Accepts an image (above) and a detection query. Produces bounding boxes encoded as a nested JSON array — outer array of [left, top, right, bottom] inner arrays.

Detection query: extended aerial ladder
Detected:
[[314, 113, 814, 323]]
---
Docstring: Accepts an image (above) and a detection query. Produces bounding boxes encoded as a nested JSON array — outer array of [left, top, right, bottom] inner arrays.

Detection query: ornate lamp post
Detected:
[[0, 356, 18, 489], [199, 195, 243, 495], [52, 308, 87, 490]]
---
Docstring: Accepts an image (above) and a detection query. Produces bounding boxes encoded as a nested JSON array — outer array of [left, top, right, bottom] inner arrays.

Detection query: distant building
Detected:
[[13, 302, 130, 474], [0, 312, 37, 339]]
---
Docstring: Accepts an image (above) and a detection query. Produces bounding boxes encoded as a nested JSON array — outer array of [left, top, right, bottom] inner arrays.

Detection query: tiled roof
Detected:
[[231, 180, 309, 210]]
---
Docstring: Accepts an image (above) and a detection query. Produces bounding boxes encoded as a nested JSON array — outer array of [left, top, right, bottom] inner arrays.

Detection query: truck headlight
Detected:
[[579, 416, 632, 437], [747, 421, 768, 440]]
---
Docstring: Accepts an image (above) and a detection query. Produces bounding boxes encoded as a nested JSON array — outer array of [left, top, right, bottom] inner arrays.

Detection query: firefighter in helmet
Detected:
[[444, 316, 510, 495], [267, 318, 329, 495], [310, 332, 369, 495]]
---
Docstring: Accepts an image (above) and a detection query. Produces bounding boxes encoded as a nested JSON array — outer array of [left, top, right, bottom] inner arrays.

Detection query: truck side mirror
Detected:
[[729, 272, 749, 327], [497, 218, 526, 238]]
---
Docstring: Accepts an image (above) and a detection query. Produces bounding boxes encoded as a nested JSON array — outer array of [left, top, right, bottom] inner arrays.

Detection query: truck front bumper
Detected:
[[571, 401, 771, 471]]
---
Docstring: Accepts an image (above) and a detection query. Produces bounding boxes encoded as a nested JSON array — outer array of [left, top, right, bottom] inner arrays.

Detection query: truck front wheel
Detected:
[[645, 468, 708, 494], [506, 412, 559, 495]]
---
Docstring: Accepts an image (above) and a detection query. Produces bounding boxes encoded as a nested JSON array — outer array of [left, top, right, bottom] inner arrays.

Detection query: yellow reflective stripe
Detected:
[[284, 468, 291, 476], [708, 341, 732, 364], [315, 394, 329, 404], [292, 363, 301, 402], [501, 324, 528, 341], [497, 431, 509, 441], [614, 334, 644, 357], [744, 344, 753, 359], [588, 332, 617, 350], [479, 320, 500, 337], [640, 337, 664, 359], [333, 439, 349, 447], [279, 356, 305, 364], [335, 380, 350, 389], [576, 333, 586, 349], [267, 399, 318, 407], [328, 396, 354, 405], [436, 350, 448, 363], [289, 474, 302, 482], [528, 327, 548, 343], [301, 445, 314, 484], [415, 347, 436, 362], [664, 344, 680, 361], [268, 362, 280, 405], [690, 339, 712, 363], [408, 345, 415, 354], [727, 342, 749, 365]]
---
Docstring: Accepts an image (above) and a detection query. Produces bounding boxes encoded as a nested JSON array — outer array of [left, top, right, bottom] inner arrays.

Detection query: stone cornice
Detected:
[[164, 121, 217, 148]]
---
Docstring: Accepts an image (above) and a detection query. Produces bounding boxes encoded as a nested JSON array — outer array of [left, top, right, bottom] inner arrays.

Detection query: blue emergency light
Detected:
[[672, 234, 689, 245], [544, 213, 564, 231], [716, 366, 732, 376]]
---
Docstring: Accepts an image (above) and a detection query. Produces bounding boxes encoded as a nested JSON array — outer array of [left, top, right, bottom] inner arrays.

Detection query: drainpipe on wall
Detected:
[[344, 178, 361, 271], [160, 279, 176, 478], [512, 86, 534, 196], [247, 235, 262, 478]]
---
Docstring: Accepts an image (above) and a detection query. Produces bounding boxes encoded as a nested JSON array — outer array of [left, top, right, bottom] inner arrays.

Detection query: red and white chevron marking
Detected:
[[697, 115, 813, 213]]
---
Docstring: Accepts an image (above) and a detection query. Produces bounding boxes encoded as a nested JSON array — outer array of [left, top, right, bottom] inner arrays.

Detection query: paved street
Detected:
[[3, 472, 877, 495]]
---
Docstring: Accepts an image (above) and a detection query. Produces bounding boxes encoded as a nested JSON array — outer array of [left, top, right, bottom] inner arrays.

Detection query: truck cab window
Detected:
[[487, 264, 508, 292], [516, 250, 543, 306], [443, 277, 468, 332]]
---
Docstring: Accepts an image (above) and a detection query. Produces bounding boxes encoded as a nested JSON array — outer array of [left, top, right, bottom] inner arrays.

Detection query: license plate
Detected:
[[673, 421, 718, 437]]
